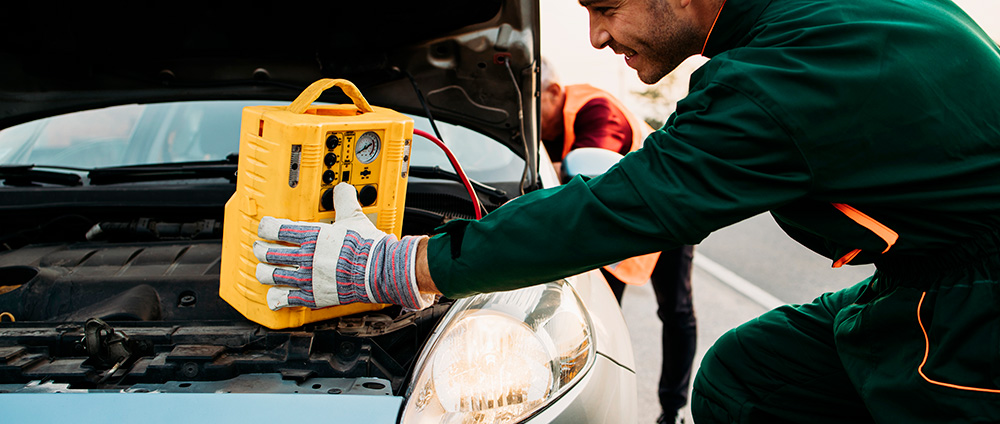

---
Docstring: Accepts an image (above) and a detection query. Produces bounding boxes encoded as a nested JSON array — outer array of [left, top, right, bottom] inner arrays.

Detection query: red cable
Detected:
[[412, 128, 484, 219]]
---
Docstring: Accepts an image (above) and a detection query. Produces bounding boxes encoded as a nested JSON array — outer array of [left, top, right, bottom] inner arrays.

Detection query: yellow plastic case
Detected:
[[220, 79, 414, 329]]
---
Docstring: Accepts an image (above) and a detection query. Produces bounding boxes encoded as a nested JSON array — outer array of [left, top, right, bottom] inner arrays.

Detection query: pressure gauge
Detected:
[[355, 131, 381, 164]]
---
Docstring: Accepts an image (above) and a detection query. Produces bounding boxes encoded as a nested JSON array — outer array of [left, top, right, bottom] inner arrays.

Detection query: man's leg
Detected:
[[691, 279, 876, 424], [649, 245, 697, 421], [600, 267, 627, 304], [837, 270, 1000, 423]]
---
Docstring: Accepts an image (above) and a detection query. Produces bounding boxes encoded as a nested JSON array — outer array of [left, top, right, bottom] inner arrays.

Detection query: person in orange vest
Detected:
[[540, 57, 696, 424]]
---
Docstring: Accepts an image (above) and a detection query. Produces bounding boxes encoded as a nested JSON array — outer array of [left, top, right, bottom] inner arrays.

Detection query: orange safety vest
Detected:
[[561, 84, 660, 286], [560, 84, 653, 159]]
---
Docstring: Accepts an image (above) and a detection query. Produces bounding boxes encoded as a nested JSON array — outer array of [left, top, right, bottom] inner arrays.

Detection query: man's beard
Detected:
[[637, 2, 702, 84]]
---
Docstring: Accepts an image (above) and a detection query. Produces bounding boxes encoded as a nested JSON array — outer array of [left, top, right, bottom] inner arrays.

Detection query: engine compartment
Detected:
[[0, 180, 511, 394]]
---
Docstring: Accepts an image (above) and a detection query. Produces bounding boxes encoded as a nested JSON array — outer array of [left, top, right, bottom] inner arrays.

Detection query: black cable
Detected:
[[398, 68, 446, 142], [0, 214, 94, 249], [408, 166, 507, 198], [504, 57, 532, 195]]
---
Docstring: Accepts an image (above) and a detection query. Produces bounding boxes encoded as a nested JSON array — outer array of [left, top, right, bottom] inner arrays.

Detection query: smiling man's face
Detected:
[[582, 0, 705, 84]]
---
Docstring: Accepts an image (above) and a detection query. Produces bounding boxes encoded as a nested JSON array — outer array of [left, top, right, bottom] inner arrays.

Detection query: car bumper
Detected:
[[0, 392, 403, 424], [526, 353, 637, 423]]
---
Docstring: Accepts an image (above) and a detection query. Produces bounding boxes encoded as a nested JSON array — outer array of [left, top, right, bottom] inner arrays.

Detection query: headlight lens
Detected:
[[402, 282, 595, 424]]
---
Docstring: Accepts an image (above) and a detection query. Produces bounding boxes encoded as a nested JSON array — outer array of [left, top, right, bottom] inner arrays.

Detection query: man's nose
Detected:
[[589, 13, 612, 49]]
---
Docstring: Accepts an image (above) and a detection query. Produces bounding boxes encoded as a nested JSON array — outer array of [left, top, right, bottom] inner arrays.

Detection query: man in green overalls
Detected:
[[254, 0, 1000, 421]]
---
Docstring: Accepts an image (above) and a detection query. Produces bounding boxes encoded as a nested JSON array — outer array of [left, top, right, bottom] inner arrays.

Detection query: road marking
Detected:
[[693, 254, 786, 310]]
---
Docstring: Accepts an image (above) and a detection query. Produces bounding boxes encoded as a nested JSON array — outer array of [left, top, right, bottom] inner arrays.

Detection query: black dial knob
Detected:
[[324, 153, 338, 167], [322, 170, 336, 184], [359, 185, 378, 206], [326, 134, 340, 149]]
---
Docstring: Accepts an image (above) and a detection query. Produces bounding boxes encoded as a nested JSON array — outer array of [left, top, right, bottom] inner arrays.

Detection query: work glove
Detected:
[[253, 183, 434, 311]]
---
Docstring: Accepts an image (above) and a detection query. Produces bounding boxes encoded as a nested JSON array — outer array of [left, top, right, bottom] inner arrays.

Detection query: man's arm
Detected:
[[416, 236, 441, 294], [425, 83, 812, 299]]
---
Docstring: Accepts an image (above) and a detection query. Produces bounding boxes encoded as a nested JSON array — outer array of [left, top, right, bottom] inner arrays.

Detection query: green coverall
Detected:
[[427, 0, 1000, 421]]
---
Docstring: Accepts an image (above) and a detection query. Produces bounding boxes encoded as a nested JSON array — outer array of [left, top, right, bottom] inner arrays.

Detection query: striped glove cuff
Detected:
[[337, 232, 432, 310]]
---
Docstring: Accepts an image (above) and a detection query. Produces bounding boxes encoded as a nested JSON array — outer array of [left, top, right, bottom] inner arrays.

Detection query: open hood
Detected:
[[0, 1, 539, 160]]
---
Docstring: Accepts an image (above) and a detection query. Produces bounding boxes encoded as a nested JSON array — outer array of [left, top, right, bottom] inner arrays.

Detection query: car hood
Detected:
[[0, 1, 539, 160]]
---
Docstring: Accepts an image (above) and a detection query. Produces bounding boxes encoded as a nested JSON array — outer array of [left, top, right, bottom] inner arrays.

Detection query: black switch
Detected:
[[324, 153, 338, 167], [321, 189, 334, 210], [342, 171, 350, 183], [323, 170, 336, 184]]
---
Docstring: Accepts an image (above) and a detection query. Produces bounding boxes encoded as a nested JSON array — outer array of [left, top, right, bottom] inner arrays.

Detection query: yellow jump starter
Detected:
[[220, 79, 414, 329]]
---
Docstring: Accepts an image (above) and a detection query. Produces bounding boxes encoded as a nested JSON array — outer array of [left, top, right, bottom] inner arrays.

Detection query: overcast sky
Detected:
[[540, 0, 1000, 117]]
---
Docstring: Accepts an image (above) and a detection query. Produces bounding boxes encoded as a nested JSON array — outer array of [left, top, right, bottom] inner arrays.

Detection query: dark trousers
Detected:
[[604, 245, 697, 415], [692, 229, 1000, 423]]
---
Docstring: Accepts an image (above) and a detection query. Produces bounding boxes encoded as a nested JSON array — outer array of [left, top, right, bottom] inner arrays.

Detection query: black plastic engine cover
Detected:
[[0, 241, 243, 322]]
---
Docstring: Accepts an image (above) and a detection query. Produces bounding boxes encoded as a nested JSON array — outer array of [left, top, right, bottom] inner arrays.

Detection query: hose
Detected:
[[413, 129, 484, 219]]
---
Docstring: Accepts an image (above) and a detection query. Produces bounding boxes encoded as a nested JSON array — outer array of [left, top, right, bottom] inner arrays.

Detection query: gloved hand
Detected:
[[253, 183, 434, 311]]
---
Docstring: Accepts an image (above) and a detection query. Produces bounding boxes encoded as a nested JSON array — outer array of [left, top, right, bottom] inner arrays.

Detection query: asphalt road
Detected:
[[697, 213, 876, 304], [619, 213, 875, 423]]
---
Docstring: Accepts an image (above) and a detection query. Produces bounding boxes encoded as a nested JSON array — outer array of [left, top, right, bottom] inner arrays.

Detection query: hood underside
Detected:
[[0, 1, 539, 158]]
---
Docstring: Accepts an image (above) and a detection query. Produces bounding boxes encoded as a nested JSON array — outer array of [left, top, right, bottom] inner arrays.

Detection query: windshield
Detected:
[[0, 101, 525, 183]]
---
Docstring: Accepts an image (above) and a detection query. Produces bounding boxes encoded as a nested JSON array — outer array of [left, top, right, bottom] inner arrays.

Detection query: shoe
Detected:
[[656, 412, 684, 424]]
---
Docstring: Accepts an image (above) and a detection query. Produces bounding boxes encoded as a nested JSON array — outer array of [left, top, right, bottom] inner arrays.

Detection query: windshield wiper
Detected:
[[0, 165, 83, 187], [408, 165, 507, 199], [6, 161, 504, 198], [88, 157, 237, 185]]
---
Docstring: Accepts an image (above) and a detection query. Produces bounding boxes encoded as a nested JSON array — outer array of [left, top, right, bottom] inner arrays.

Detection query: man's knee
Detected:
[[691, 299, 872, 424], [691, 387, 735, 424], [691, 329, 744, 423]]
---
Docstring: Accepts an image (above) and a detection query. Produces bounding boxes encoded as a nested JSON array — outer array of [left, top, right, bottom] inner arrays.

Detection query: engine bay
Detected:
[[0, 180, 512, 394]]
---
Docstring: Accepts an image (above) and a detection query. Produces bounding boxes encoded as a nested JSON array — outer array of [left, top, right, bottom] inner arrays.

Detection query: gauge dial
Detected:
[[355, 131, 381, 164]]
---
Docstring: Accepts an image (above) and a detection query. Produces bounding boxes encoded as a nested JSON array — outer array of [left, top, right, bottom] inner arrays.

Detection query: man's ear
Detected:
[[546, 82, 563, 97]]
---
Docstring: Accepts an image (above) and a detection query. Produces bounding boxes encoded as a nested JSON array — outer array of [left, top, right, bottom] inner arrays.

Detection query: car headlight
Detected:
[[401, 282, 595, 424]]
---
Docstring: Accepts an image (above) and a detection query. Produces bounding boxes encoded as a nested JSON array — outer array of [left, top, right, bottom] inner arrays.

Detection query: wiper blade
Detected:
[[88, 158, 237, 185], [0, 165, 83, 187], [408, 165, 507, 199]]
